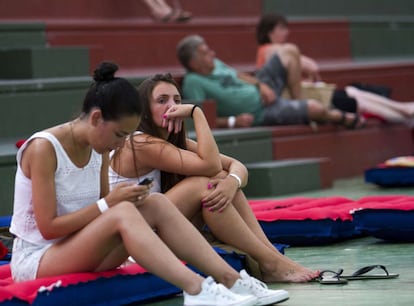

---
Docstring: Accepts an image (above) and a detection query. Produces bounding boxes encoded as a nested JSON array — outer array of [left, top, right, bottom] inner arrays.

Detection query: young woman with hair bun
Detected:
[[10, 62, 283, 306]]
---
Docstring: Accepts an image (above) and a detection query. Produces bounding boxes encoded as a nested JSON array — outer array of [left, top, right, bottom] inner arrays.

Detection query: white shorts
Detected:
[[10, 237, 52, 282]]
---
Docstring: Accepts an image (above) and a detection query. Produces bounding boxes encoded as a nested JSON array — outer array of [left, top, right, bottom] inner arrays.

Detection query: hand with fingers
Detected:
[[162, 104, 195, 133], [108, 182, 151, 208], [201, 176, 239, 213]]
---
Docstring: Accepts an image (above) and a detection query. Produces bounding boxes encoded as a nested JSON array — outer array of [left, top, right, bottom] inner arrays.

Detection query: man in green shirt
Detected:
[[176, 35, 363, 129]]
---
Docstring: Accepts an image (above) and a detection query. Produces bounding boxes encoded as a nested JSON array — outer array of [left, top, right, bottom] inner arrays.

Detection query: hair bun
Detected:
[[93, 62, 119, 82]]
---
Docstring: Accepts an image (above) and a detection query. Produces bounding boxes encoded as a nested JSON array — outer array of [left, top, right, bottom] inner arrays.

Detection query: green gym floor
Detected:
[[132, 177, 414, 306]]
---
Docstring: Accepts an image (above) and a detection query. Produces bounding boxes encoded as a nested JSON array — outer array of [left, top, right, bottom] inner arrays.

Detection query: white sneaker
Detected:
[[184, 276, 257, 306], [230, 270, 289, 305]]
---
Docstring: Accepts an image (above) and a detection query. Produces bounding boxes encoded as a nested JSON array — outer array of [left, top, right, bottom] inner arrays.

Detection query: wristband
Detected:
[[190, 105, 200, 118], [97, 198, 109, 213], [228, 173, 242, 189], [227, 116, 236, 128], [255, 81, 261, 90]]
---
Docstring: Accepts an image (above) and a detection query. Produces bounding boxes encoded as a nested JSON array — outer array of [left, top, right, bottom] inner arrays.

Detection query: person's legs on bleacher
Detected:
[[142, 0, 192, 22], [346, 85, 414, 122]]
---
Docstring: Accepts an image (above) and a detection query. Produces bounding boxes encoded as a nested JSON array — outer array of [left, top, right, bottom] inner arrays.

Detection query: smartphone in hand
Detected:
[[138, 177, 154, 185]]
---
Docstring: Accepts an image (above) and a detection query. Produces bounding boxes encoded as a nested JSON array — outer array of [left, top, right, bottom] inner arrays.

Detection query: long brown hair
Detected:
[[136, 73, 187, 192]]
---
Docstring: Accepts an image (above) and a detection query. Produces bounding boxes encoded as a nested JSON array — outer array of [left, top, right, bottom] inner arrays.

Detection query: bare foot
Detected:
[[154, 8, 192, 23], [400, 102, 414, 117], [260, 257, 320, 283]]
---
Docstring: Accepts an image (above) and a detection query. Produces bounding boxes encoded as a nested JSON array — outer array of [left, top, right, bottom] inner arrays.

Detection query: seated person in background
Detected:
[[256, 13, 321, 82], [256, 13, 414, 125], [109, 73, 319, 284], [176, 34, 364, 129]]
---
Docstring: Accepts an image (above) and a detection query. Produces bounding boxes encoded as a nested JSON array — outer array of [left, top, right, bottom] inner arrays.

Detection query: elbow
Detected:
[[38, 225, 61, 240], [213, 161, 223, 175], [40, 232, 57, 240], [206, 164, 223, 177], [201, 161, 222, 177]]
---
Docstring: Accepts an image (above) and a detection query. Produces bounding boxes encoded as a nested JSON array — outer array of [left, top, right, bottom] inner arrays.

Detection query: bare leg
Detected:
[[276, 44, 303, 99], [306, 99, 365, 128], [140, 194, 241, 288], [142, 0, 171, 20], [38, 195, 241, 293], [346, 86, 414, 121], [166, 177, 319, 282], [142, 0, 191, 22], [263, 43, 303, 99]]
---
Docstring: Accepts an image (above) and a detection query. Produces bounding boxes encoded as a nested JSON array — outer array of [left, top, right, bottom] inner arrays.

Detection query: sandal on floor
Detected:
[[313, 269, 348, 284], [341, 265, 399, 280], [159, 9, 192, 23]]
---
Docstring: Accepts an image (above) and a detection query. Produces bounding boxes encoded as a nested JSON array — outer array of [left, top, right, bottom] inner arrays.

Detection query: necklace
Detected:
[[68, 119, 89, 168], [69, 119, 79, 149]]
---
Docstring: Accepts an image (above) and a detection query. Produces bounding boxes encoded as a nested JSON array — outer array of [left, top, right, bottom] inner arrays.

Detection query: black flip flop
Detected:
[[314, 269, 348, 284], [341, 265, 399, 280]]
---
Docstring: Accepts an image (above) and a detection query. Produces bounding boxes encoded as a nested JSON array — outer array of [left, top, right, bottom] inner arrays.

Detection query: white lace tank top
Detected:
[[10, 131, 102, 245], [108, 131, 162, 193], [108, 167, 161, 193]]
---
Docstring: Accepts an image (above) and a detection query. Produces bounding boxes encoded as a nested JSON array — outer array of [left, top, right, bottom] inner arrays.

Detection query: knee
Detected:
[[185, 176, 211, 186], [109, 201, 140, 218], [105, 201, 147, 229], [172, 176, 211, 196], [143, 193, 176, 213], [144, 192, 168, 207], [307, 99, 327, 116], [284, 43, 300, 57], [278, 44, 301, 70], [143, 193, 182, 220]]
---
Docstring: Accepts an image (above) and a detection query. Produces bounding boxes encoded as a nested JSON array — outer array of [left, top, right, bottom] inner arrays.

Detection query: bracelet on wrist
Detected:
[[228, 173, 242, 189], [227, 116, 236, 128], [255, 81, 261, 90], [97, 198, 109, 213], [190, 105, 201, 118]]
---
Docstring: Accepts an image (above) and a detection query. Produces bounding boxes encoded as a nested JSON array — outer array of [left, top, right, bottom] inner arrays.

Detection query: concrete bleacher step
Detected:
[[264, 0, 414, 59], [44, 18, 260, 75], [0, 75, 143, 139], [263, 0, 414, 18], [0, 0, 261, 20], [350, 18, 414, 59], [319, 58, 414, 101], [243, 158, 333, 198], [270, 121, 414, 179], [212, 128, 273, 164], [0, 142, 17, 216], [0, 23, 46, 48], [188, 126, 273, 164], [0, 22, 89, 79], [0, 46, 89, 79], [0, 77, 89, 138], [43, 17, 360, 74]]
